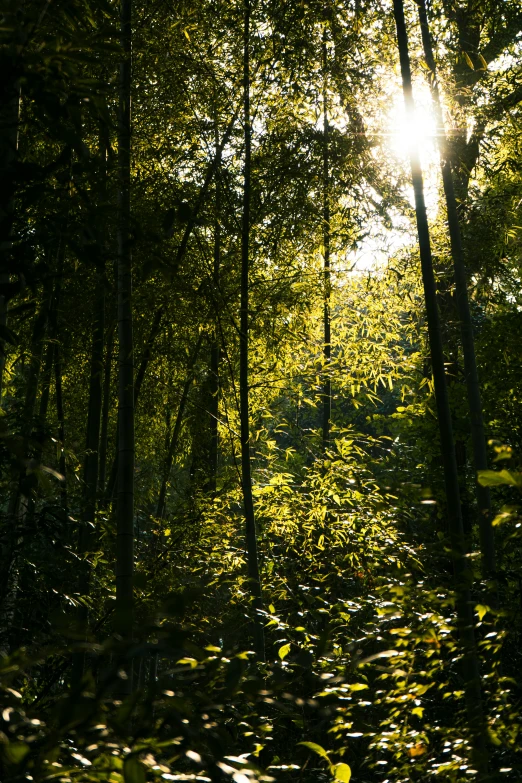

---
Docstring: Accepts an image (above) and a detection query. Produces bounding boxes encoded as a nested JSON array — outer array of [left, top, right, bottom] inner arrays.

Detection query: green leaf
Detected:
[[477, 469, 522, 488], [334, 763, 352, 782], [278, 642, 291, 660], [298, 741, 330, 761], [492, 446, 512, 462], [177, 657, 198, 668], [463, 51, 474, 69], [475, 604, 489, 621], [492, 508, 515, 526], [124, 757, 146, 783], [487, 729, 502, 747]]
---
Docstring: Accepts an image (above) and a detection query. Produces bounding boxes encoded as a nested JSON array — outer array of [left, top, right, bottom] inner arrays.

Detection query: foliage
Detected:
[[1, 0, 522, 781]]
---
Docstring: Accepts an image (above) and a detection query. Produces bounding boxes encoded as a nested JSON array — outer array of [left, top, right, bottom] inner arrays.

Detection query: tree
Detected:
[[392, 0, 487, 770], [115, 0, 134, 663], [240, 0, 265, 661], [1, 1, 522, 780], [415, 0, 495, 579], [321, 25, 332, 454]]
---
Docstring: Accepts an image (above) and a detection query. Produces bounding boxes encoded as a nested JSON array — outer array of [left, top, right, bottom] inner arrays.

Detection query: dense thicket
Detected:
[[1, 0, 522, 781]]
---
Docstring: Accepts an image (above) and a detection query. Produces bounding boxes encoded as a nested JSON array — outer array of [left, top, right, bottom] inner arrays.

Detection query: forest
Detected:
[[1, 0, 522, 780]]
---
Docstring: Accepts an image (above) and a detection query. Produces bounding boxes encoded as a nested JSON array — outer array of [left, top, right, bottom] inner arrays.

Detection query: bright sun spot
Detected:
[[388, 96, 437, 160], [386, 91, 440, 218], [348, 84, 441, 272]]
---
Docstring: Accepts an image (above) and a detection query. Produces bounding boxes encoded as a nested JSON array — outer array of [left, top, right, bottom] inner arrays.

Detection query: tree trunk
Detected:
[[208, 344, 220, 493], [53, 331, 68, 512], [240, 0, 265, 662], [0, 279, 9, 406], [104, 306, 163, 502], [22, 275, 53, 436], [1, 274, 53, 653], [103, 114, 238, 504], [208, 120, 221, 493], [72, 260, 105, 683], [416, 0, 495, 579], [98, 321, 115, 494], [115, 0, 134, 668], [71, 130, 109, 686], [7, 273, 53, 516], [83, 258, 105, 516], [79, 136, 108, 555], [321, 30, 331, 454], [392, 0, 487, 772], [0, 73, 20, 402], [39, 144, 73, 435], [38, 309, 56, 427], [38, 232, 67, 426], [156, 334, 203, 519], [134, 307, 163, 405]]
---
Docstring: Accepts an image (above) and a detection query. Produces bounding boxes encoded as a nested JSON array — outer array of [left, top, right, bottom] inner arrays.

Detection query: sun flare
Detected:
[[388, 97, 438, 160]]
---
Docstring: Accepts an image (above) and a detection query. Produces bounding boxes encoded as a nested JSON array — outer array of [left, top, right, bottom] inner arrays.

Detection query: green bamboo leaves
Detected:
[[298, 742, 351, 782]]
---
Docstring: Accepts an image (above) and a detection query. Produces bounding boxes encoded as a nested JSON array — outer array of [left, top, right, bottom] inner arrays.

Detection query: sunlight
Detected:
[[388, 95, 437, 160], [342, 86, 441, 274], [385, 89, 441, 220]]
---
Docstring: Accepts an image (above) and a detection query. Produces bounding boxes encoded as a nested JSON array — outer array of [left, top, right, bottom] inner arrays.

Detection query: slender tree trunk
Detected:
[[416, 0, 495, 579], [104, 308, 163, 502], [39, 235, 67, 425], [321, 30, 331, 454], [72, 260, 105, 683], [149, 651, 158, 688], [18, 272, 52, 513], [39, 143, 73, 432], [55, 332, 67, 511], [208, 341, 220, 493], [103, 112, 237, 504], [104, 428, 119, 504], [70, 136, 105, 678], [392, 0, 487, 772], [0, 75, 20, 402], [240, 0, 265, 662], [208, 121, 221, 493], [115, 0, 134, 665], [22, 275, 53, 436], [38, 312, 56, 426], [134, 307, 163, 405], [79, 137, 108, 555], [0, 282, 8, 405], [52, 158, 73, 514], [1, 274, 52, 652], [7, 274, 53, 515], [156, 334, 203, 519], [98, 322, 115, 494]]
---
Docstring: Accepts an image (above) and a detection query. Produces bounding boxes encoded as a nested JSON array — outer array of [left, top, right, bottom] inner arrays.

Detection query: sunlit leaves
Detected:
[[477, 469, 522, 488], [333, 762, 351, 782], [298, 741, 330, 760]]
